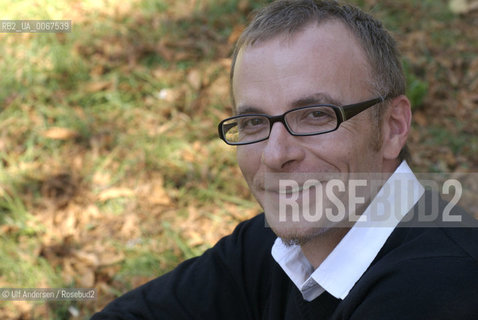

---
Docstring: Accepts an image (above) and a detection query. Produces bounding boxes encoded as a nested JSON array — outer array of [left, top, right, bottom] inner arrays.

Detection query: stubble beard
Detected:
[[269, 222, 331, 247]]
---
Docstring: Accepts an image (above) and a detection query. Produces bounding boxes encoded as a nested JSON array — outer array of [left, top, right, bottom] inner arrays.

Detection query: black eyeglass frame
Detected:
[[218, 96, 389, 145]]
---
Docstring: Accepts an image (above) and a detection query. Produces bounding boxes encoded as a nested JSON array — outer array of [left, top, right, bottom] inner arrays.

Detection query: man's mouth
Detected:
[[264, 181, 323, 195]]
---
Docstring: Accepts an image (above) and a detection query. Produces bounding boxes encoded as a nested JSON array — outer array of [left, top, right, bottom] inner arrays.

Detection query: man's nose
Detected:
[[261, 122, 303, 170]]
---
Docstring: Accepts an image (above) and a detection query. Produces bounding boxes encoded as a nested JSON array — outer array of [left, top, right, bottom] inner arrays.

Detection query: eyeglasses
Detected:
[[218, 96, 387, 145]]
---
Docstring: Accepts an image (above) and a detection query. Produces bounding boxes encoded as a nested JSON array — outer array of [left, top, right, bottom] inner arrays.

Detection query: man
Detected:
[[92, 1, 478, 319]]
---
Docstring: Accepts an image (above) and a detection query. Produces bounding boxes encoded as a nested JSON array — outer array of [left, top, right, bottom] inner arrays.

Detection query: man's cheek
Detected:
[[237, 152, 249, 176], [237, 147, 260, 170]]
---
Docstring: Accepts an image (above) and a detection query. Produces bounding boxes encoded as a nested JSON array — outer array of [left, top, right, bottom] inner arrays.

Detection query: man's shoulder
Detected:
[[441, 226, 478, 261], [91, 213, 278, 319], [341, 226, 478, 319], [389, 190, 478, 262], [373, 227, 478, 273]]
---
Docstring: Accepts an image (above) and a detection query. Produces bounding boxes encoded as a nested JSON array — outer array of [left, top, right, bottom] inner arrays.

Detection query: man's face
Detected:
[[232, 21, 387, 244]]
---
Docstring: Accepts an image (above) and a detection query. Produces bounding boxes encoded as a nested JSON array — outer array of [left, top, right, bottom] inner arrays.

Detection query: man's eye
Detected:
[[240, 117, 266, 128], [303, 109, 333, 120], [308, 111, 327, 118]]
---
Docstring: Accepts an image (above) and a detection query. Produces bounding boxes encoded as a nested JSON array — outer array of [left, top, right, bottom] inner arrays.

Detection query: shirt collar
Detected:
[[271, 161, 425, 301]]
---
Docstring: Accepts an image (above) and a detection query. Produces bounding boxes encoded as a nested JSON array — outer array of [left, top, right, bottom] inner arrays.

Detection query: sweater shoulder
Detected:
[[338, 225, 478, 320]]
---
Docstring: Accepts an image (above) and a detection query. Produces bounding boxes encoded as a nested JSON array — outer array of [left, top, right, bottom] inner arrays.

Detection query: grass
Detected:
[[402, 58, 429, 109], [0, 0, 476, 318]]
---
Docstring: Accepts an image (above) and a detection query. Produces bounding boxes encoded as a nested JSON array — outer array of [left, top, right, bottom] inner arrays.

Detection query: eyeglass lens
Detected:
[[222, 106, 338, 144]]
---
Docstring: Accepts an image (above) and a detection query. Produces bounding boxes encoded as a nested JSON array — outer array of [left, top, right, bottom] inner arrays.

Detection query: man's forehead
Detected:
[[237, 20, 363, 62], [235, 92, 342, 115], [232, 20, 372, 110], [233, 20, 370, 89]]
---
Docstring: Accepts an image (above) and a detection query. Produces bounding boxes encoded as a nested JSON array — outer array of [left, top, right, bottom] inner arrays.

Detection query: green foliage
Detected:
[[426, 124, 477, 155], [0, 236, 60, 287], [402, 58, 429, 109], [162, 222, 203, 259], [369, 0, 455, 32]]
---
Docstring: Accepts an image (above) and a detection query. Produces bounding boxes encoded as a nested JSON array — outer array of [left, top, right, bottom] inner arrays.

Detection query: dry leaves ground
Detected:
[[0, 0, 477, 319]]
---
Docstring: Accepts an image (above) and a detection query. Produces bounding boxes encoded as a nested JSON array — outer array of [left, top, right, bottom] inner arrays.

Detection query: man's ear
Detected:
[[382, 95, 412, 160]]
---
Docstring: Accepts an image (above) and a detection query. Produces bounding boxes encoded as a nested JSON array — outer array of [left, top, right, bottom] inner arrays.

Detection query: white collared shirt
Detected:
[[271, 161, 424, 301]]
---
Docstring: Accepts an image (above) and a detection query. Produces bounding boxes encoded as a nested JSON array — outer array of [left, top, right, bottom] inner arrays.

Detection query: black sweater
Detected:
[[92, 208, 478, 319]]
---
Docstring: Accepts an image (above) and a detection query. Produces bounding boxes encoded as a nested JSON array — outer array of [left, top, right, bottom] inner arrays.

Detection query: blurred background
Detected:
[[0, 0, 477, 318]]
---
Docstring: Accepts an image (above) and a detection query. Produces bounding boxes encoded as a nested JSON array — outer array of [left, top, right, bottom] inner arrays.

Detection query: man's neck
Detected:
[[299, 170, 395, 269], [299, 163, 402, 269], [300, 227, 350, 269]]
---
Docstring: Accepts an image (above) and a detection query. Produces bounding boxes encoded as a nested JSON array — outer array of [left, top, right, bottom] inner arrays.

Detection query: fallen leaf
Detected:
[[74, 261, 96, 287], [85, 80, 112, 93], [120, 214, 139, 238], [413, 111, 427, 126], [93, 171, 112, 187], [73, 250, 100, 267], [42, 127, 79, 140], [149, 183, 171, 206], [449, 0, 478, 13], [62, 259, 75, 284], [98, 188, 135, 202], [156, 88, 181, 103], [98, 251, 125, 266], [187, 69, 202, 90], [156, 42, 175, 61], [238, 0, 250, 12], [228, 24, 245, 44], [449, 0, 468, 14]]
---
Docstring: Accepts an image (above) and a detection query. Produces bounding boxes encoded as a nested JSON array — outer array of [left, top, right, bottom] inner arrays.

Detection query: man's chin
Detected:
[[267, 219, 330, 247]]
